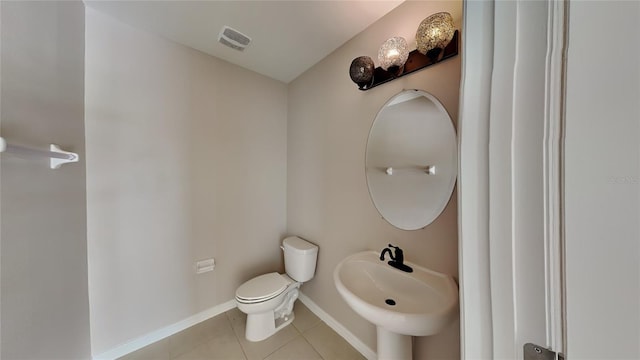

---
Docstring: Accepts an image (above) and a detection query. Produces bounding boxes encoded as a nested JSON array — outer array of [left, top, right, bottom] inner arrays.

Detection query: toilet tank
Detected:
[[282, 236, 318, 282]]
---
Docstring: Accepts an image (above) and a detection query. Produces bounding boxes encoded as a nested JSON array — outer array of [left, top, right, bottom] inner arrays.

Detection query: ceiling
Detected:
[[84, 0, 404, 83]]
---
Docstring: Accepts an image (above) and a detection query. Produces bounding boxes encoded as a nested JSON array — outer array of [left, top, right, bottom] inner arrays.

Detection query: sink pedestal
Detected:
[[377, 327, 412, 360]]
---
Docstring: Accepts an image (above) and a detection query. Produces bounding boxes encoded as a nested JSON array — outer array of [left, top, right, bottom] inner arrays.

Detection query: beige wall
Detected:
[[85, 9, 288, 355], [287, 1, 462, 358], [1, 1, 91, 358]]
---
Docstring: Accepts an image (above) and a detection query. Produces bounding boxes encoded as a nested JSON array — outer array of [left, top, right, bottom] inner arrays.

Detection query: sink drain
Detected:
[[385, 299, 396, 306]]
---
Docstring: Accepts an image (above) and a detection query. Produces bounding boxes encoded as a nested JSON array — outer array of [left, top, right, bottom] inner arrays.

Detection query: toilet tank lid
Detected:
[[283, 236, 318, 254]]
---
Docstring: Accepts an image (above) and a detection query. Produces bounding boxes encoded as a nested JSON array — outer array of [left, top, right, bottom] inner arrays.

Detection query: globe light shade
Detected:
[[377, 37, 409, 71], [349, 56, 375, 89], [416, 12, 455, 61]]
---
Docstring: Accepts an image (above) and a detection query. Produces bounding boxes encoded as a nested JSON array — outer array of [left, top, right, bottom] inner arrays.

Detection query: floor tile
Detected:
[[225, 307, 247, 335], [303, 322, 366, 360], [169, 314, 235, 358], [118, 338, 170, 360], [264, 335, 322, 360], [171, 314, 245, 359], [239, 324, 299, 360], [119, 305, 365, 360], [292, 302, 321, 333], [172, 330, 246, 360]]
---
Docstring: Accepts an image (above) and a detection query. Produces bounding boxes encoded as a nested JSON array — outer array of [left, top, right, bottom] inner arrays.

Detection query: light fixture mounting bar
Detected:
[[361, 30, 459, 91]]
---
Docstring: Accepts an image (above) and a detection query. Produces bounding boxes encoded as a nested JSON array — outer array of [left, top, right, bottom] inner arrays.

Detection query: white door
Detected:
[[460, 0, 559, 357], [486, 0, 561, 358], [460, 0, 562, 357], [460, 1, 640, 359]]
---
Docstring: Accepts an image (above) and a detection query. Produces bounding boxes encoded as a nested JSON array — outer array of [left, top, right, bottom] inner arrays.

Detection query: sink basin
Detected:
[[334, 251, 458, 337]]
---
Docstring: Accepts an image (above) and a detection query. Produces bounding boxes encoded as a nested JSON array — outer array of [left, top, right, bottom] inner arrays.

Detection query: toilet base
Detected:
[[245, 311, 295, 342], [237, 276, 301, 342]]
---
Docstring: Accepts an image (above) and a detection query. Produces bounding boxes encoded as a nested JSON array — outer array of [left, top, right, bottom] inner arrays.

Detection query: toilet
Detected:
[[235, 236, 318, 342]]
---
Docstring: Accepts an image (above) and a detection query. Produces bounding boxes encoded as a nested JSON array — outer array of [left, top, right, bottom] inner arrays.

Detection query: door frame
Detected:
[[458, 0, 567, 358]]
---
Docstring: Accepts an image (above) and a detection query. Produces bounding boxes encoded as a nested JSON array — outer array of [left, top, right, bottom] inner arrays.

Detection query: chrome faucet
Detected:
[[379, 244, 413, 273]]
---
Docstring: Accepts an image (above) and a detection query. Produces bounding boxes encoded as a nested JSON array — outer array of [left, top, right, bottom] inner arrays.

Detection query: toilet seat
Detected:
[[236, 272, 292, 304]]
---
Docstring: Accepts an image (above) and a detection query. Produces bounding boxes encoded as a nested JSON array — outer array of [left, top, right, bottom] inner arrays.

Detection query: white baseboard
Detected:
[[93, 299, 237, 360], [298, 292, 377, 360], [94, 294, 376, 360]]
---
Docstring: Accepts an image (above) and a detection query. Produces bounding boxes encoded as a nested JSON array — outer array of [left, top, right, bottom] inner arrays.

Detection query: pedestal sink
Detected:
[[333, 251, 458, 360]]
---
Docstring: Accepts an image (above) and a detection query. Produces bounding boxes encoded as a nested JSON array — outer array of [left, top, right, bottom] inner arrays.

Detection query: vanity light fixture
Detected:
[[348, 12, 459, 91]]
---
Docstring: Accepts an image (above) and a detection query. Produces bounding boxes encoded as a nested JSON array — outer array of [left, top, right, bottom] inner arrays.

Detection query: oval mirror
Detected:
[[365, 90, 457, 230]]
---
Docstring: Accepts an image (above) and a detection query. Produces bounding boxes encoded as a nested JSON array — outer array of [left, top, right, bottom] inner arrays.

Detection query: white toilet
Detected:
[[235, 236, 318, 342]]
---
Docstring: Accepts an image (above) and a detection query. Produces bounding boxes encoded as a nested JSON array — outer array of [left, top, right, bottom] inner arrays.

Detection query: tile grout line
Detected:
[[299, 331, 325, 360], [298, 293, 375, 359], [298, 320, 322, 338], [259, 322, 303, 359], [169, 315, 233, 360], [295, 311, 344, 360], [225, 310, 250, 360]]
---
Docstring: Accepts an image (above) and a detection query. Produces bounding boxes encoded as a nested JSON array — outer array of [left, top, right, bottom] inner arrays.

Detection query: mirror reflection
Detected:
[[365, 90, 457, 230]]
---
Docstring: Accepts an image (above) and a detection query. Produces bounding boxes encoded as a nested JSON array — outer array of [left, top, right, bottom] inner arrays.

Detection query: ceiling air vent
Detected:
[[218, 26, 251, 51]]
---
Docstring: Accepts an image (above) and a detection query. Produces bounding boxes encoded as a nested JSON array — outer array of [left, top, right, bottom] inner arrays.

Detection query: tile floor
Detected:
[[119, 302, 366, 360]]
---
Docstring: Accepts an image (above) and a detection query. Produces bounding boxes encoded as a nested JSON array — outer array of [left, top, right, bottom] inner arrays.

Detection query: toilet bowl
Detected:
[[235, 236, 318, 342]]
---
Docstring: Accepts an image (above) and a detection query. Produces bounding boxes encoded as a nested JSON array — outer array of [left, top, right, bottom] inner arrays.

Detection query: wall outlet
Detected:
[[195, 258, 215, 274]]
